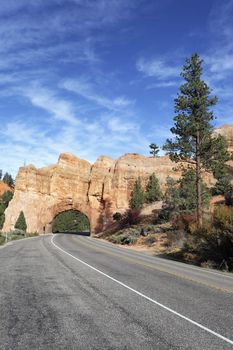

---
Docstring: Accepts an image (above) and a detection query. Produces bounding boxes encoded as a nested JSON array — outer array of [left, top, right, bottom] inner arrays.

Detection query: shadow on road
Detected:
[[53, 232, 91, 237]]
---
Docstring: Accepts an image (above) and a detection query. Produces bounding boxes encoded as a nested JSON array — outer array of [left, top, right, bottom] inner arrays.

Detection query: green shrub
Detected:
[[155, 207, 172, 224], [108, 228, 140, 245], [0, 212, 5, 229], [11, 229, 25, 236], [225, 185, 233, 206]]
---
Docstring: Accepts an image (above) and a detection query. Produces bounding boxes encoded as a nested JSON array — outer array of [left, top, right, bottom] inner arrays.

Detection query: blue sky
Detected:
[[0, 0, 233, 176]]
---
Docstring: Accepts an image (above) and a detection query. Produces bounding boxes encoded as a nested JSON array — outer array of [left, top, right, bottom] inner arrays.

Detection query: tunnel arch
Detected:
[[52, 209, 91, 235], [42, 199, 94, 235]]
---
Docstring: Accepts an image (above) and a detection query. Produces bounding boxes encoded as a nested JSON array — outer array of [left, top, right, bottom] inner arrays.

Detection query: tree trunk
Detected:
[[196, 130, 203, 228]]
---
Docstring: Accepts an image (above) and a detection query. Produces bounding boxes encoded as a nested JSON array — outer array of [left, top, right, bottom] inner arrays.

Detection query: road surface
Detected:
[[0, 234, 233, 349]]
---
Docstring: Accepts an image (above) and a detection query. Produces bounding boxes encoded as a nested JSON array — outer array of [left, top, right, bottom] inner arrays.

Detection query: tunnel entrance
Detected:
[[52, 209, 91, 236]]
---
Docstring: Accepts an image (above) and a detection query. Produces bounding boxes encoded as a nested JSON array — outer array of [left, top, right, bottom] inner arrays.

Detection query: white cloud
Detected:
[[136, 58, 179, 80], [107, 117, 138, 133], [21, 85, 79, 125], [62, 79, 134, 111], [146, 81, 179, 89]]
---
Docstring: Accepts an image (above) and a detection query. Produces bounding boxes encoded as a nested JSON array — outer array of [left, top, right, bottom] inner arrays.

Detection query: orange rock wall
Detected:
[[3, 125, 232, 234]]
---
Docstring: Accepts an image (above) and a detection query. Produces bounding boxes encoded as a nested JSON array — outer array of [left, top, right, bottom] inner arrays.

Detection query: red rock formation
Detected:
[[3, 125, 232, 234]]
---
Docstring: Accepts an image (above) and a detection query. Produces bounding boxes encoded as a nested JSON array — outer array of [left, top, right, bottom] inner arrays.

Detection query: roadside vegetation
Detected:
[[0, 230, 39, 246], [100, 54, 233, 272], [0, 190, 13, 230]]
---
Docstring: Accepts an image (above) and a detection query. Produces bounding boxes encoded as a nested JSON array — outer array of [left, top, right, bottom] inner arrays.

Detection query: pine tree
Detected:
[[3, 172, 14, 187], [15, 211, 27, 232], [0, 169, 2, 180], [206, 135, 232, 195], [130, 178, 145, 209], [1, 191, 13, 207], [163, 53, 230, 228], [146, 173, 162, 203], [149, 143, 159, 157]]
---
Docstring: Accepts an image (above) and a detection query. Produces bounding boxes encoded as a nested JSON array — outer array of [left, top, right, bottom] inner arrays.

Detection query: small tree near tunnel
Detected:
[[15, 211, 27, 232]]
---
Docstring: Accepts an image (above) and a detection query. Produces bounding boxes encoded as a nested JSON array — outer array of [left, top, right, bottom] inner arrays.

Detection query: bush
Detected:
[[183, 206, 233, 270], [108, 228, 140, 245], [213, 205, 233, 231], [225, 185, 233, 206], [13, 229, 25, 235], [172, 213, 197, 232], [28, 231, 39, 237], [155, 207, 172, 224], [120, 209, 141, 228], [0, 212, 5, 229], [144, 236, 157, 247]]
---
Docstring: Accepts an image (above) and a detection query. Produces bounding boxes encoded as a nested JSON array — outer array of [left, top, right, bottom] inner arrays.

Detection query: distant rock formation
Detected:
[[213, 124, 233, 153], [3, 124, 233, 234]]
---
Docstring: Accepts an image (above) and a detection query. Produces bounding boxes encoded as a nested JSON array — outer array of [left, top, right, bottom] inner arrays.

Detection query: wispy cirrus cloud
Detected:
[[136, 57, 179, 80], [0, 0, 156, 176], [62, 79, 134, 111], [21, 84, 79, 125]]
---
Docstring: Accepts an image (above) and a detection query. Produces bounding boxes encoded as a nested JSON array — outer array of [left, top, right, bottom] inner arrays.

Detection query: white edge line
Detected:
[[51, 234, 233, 346]]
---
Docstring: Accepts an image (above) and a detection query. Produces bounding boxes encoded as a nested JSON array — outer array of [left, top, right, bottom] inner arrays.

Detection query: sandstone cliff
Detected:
[[213, 124, 233, 153], [3, 124, 233, 234], [3, 153, 184, 234]]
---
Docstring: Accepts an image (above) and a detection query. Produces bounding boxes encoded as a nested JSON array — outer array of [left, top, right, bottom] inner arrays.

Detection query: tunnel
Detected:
[[52, 209, 91, 236]]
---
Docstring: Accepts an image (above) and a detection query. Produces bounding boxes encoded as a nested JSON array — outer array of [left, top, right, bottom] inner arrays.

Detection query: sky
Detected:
[[0, 0, 233, 176]]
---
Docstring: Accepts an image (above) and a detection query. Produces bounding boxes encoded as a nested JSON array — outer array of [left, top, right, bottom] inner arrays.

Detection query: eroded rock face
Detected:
[[3, 124, 233, 234], [3, 153, 183, 234]]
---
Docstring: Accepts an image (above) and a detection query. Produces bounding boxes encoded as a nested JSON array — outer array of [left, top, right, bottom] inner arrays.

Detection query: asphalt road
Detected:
[[0, 234, 233, 350]]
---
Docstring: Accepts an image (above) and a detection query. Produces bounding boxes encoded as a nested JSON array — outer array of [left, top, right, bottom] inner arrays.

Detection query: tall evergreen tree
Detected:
[[149, 143, 159, 157], [146, 173, 162, 203], [130, 177, 145, 209], [163, 53, 230, 227], [205, 135, 232, 195], [0, 169, 2, 180], [3, 172, 14, 187], [15, 211, 27, 232]]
